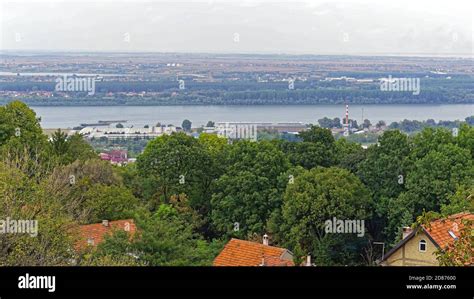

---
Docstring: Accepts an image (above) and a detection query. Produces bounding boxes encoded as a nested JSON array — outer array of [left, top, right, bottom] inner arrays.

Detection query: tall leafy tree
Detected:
[[50, 132, 97, 164], [334, 138, 365, 173], [387, 143, 474, 243], [83, 184, 140, 223], [43, 159, 122, 223], [50, 129, 69, 156], [0, 100, 46, 147], [0, 161, 75, 266], [211, 140, 289, 238], [277, 167, 372, 265], [136, 133, 215, 222], [281, 126, 337, 169], [356, 130, 410, 241], [0, 101, 53, 177]]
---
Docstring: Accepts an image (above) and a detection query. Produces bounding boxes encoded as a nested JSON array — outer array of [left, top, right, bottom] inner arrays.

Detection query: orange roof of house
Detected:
[[261, 255, 295, 266], [213, 238, 294, 266], [75, 219, 136, 250], [422, 212, 473, 249]]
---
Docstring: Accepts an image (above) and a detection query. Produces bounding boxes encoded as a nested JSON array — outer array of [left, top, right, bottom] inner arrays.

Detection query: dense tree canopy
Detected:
[[276, 167, 372, 265], [211, 140, 290, 238], [0, 100, 472, 266]]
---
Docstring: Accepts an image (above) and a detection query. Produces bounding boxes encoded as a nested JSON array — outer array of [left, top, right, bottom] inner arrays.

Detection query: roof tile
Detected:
[[213, 238, 294, 266]]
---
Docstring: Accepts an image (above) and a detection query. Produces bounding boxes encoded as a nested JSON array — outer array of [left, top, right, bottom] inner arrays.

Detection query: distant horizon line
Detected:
[[1, 49, 473, 59]]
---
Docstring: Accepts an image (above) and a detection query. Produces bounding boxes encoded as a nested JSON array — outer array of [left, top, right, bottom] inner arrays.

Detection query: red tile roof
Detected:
[[261, 256, 295, 266], [422, 212, 473, 249], [75, 219, 136, 251], [213, 238, 294, 266]]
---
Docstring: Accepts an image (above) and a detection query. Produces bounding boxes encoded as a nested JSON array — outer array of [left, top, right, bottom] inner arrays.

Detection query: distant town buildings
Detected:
[[79, 124, 178, 139]]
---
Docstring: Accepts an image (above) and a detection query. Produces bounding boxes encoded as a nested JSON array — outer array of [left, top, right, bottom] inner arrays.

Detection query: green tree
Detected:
[[362, 119, 372, 129], [387, 143, 474, 243], [133, 206, 218, 266], [50, 129, 69, 156], [136, 133, 214, 218], [211, 140, 289, 237], [357, 130, 410, 241], [299, 125, 334, 144], [0, 101, 52, 177], [0, 100, 46, 146], [281, 126, 337, 169], [182, 119, 192, 132], [456, 123, 474, 159], [43, 159, 122, 222], [376, 120, 386, 129], [334, 138, 365, 173], [84, 184, 140, 223], [50, 132, 97, 164], [277, 167, 372, 265], [0, 161, 75, 266], [441, 185, 474, 215], [64, 133, 97, 162]]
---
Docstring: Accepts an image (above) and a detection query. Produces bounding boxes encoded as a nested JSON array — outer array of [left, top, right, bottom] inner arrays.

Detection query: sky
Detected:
[[1, 0, 473, 56]]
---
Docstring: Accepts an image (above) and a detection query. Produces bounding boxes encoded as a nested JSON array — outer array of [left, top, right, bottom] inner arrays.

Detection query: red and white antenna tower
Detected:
[[343, 103, 350, 136], [345, 103, 349, 127]]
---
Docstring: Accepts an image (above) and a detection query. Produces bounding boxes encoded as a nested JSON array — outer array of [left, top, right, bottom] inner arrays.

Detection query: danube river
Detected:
[[31, 104, 474, 128]]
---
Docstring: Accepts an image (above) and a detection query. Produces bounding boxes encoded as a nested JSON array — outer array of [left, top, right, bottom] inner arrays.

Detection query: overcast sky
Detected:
[[1, 0, 473, 56]]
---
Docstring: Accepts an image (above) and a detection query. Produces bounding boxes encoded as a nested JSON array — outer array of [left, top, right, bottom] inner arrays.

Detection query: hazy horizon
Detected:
[[1, 0, 473, 57]]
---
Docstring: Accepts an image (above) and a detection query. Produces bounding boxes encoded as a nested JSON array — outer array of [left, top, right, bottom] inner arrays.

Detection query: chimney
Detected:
[[262, 234, 269, 246], [306, 255, 312, 267], [102, 220, 109, 227], [402, 227, 413, 239]]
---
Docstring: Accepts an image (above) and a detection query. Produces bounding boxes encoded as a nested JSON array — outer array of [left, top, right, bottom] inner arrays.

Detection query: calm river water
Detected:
[[31, 104, 474, 128]]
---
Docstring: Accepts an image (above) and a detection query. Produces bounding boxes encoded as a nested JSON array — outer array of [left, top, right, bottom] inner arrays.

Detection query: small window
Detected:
[[419, 240, 426, 252], [448, 230, 458, 240]]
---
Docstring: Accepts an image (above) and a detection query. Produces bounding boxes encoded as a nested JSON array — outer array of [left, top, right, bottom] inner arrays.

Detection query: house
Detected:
[[99, 150, 128, 165], [380, 212, 473, 266], [75, 219, 136, 251], [213, 235, 295, 266]]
